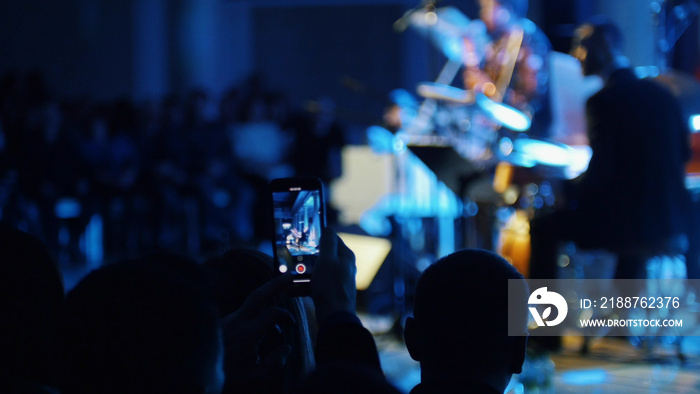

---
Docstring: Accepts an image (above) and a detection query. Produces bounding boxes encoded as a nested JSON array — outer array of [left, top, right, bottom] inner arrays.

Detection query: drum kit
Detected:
[[394, 3, 578, 177], [384, 1, 700, 274], [370, 2, 586, 276]]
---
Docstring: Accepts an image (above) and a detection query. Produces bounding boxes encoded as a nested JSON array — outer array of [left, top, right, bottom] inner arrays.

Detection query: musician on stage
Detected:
[[528, 18, 694, 282], [463, 0, 552, 137]]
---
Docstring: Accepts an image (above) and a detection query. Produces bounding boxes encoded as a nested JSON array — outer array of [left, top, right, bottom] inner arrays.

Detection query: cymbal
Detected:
[[510, 137, 574, 167], [475, 93, 531, 132], [415, 82, 531, 131]]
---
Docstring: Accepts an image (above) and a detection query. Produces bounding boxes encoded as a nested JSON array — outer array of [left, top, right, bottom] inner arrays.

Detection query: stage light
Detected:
[[690, 114, 700, 132]]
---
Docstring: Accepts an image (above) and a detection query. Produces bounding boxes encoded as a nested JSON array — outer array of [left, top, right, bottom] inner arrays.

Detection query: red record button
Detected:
[[295, 264, 306, 274]]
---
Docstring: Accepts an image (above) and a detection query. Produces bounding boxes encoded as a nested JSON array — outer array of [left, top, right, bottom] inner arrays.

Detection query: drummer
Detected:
[[463, 0, 552, 137]]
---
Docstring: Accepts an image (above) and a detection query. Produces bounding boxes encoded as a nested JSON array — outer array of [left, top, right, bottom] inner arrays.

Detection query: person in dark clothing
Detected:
[[403, 249, 529, 393], [307, 228, 397, 392], [203, 248, 313, 394], [311, 229, 384, 373], [54, 259, 224, 394], [202, 230, 395, 393], [0, 226, 65, 393], [528, 19, 694, 281]]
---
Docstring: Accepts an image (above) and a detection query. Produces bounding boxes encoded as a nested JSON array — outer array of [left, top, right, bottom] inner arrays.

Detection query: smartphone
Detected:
[[269, 177, 326, 294]]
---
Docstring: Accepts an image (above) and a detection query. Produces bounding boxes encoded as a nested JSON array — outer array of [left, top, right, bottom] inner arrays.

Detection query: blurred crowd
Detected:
[[0, 71, 347, 263]]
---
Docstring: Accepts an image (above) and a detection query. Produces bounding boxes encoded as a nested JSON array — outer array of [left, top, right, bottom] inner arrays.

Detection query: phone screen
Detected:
[[271, 180, 324, 279]]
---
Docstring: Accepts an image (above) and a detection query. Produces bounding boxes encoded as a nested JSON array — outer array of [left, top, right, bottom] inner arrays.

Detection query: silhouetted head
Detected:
[[203, 248, 277, 316], [571, 18, 626, 77], [0, 226, 64, 386], [139, 251, 216, 303], [404, 249, 528, 392], [56, 260, 223, 394]]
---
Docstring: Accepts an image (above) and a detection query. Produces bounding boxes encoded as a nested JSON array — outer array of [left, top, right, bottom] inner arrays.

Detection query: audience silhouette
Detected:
[[203, 248, 312, 394], [0, 219, 532, 394], [404, 249, 530, 393], [0, 71, 350, 260], [294, 229, 397, 393], [54, 259, 224, 394], [0, 226, 64, 393]]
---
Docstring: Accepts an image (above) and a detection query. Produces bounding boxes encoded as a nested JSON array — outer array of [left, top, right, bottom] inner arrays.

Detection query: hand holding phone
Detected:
[[270, 177, 326, 295], [311, 228, 357, 324]]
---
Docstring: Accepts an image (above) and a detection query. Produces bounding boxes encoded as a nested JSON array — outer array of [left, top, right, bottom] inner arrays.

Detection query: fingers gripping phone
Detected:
[[270, 177, 326, 295]]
